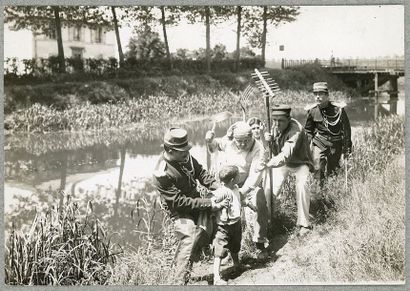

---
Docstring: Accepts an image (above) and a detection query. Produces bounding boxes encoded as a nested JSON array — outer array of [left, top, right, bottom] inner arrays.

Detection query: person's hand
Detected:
[[264, 132, 272, 142], [205, 130, 215, 143], [266, 156, 280, 168], [243, 198, 257, 212], [211, 197, 230, 210], [255, 161, 266, 172]]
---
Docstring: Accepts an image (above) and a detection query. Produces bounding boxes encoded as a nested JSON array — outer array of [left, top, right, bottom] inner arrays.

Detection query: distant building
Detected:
[[34, 25, 116, 59], [5, 23, 116, 60]]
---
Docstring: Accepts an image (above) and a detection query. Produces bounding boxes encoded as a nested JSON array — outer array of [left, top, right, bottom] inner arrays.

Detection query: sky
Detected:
[[4, 5, 405, 61]]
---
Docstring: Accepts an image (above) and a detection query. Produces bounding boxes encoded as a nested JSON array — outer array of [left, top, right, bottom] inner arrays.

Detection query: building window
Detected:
[[94, 27, 103, 43], [47, 28, 57, 39], [71, 47, 84, 58], [73, 26, 81, 41]]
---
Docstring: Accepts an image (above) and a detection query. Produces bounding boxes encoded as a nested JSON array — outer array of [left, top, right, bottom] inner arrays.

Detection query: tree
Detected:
[[110, 6, 125, 67], [243, 6, 300, 64], [213, 44, 227, 60], [235, 6, 242, 72], [126, 25, 166, 60], [182, 6, 232, 74], [5, 6, 111, 73]]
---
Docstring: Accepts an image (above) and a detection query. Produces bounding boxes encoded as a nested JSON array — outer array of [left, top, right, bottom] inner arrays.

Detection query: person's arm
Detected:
[[304, 111, 315, 141], [266, 127, 300, 168], [153, 173, 213, 212], [205, 133, 227, 153], [240, 143, 264, 194], [341, 109, 352, 155], [192, 156, 219, 190]]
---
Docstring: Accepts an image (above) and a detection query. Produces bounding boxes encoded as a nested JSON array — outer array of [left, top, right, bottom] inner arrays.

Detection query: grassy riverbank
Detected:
[[108, 115, 405, 285], [5, 114, 404, 285]]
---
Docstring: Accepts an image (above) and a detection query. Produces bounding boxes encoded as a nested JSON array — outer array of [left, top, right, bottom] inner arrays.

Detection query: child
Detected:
[[211, 165, 256, 285]]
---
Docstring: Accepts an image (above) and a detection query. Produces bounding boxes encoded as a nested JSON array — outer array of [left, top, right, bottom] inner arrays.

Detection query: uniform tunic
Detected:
[[152, 152, 218, 284], [304, 100, 352, 183], [153, 152, 218, 220]]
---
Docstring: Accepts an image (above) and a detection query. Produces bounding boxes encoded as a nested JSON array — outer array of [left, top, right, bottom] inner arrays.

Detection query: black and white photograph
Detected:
[[2, 3, 406, 286]]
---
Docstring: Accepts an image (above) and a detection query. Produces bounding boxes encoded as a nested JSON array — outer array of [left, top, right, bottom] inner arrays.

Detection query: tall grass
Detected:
[[272, 115, 405, 282], [5, 193, 121, 285], [4, 90, 351, 134], [108, 198, 178, 285]]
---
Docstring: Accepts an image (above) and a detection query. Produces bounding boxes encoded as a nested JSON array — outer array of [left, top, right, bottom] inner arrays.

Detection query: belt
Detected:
[[316, 133, 342, 142]]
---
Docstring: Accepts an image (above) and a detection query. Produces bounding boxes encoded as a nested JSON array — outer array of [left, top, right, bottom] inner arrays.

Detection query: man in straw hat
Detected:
[[304, 82, 352, 186], [264, 105, 314, 236], [153, 127, 229, 285], [205, 121, 270, 259]]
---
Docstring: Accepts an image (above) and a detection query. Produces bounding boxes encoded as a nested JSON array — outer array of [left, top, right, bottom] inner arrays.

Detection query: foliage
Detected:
[[126, 25, 166, 60], [243, 6, 300, 49], [5, 194, 121, 285]]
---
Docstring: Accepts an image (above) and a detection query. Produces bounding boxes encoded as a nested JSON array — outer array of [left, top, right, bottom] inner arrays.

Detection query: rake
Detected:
[[250, 69, 280, 224], [228, 85, 257, 121]]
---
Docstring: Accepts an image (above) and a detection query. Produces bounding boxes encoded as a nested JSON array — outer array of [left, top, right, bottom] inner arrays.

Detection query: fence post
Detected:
[[374, 72, 379, 120]]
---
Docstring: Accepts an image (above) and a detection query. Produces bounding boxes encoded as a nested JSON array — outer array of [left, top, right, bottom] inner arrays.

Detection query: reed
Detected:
[[5, 90, 351, 134], [5, 194, 121, 285]]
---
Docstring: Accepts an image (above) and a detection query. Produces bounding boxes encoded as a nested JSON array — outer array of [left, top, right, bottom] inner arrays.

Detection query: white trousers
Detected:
[[266, 165, 311, 228]]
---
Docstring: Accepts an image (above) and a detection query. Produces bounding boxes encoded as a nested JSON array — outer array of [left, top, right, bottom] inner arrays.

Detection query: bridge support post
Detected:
[[374, 73, 379, 120], [389, 76, 398, 115]]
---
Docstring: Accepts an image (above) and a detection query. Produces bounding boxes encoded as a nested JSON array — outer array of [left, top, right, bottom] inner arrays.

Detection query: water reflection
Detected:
[[3, 98, 395, 246]]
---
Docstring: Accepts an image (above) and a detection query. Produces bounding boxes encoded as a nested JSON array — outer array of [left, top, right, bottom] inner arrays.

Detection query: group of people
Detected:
[[152, 82, 352, 285]]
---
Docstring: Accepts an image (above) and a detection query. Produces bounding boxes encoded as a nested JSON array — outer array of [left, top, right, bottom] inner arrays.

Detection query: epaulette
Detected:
[[331, 101, 347, 108], [304, 103, 318, 111], [153, 160, 168, 178]]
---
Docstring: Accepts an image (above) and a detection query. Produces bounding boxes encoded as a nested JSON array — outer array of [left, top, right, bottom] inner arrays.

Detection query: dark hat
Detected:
[[271, 104, 291, 116], [313, 82, 328, 93], [163, 127, 192, 151]]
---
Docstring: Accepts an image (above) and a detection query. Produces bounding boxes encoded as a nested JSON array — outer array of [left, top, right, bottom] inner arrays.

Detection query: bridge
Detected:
[[281, 58, 405, 117]]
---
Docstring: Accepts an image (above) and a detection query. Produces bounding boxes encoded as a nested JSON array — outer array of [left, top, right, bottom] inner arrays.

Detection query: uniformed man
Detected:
[[152, 127, 229, 285], [304, 82, 352, 186], [264, 105, 314, 236]]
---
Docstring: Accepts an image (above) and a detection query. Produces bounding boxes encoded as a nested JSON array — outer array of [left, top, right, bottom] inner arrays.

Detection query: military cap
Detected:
[[163, 127, 192, 151], [313, 82, 329, 93], [271, 104, 291, 116]]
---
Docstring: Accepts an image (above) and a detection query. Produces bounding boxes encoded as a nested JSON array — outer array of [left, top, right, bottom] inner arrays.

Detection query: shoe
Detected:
[[214, 278, 228, 285], [256, 249, 269, 260], [298, 226, 311, 237], [220, 253, 232, 266]]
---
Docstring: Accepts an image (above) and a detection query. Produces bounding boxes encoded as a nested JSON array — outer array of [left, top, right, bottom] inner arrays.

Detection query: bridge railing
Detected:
[[281, 58, 405, 71]]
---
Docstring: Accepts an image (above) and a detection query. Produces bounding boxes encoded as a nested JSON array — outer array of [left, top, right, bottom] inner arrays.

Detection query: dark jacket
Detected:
[[271, 118, 313, 169], [304, 101, 352, 154], [152, 153, 219, 220]]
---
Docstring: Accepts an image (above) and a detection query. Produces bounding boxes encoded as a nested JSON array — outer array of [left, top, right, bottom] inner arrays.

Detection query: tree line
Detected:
[[5, 5, 299, 74]]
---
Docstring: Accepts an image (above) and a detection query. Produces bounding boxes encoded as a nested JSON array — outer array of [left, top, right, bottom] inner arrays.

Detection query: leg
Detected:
[[173, 218, 199, 285], [212, 225, 229, 285], [294, 165, 311, 228], [262, 169, 272, 222], [327, 143, 343, 175], [213, 257, 223, 281], [270, 166, 290, 219], [312, 145, 327, 187], [248, 187, 269, 244]]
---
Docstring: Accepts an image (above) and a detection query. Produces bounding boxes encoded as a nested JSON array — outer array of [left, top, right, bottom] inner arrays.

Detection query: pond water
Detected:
[[3, 96, 403, 247]]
